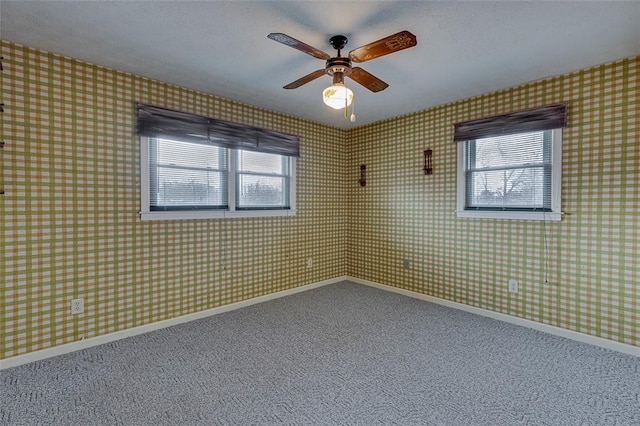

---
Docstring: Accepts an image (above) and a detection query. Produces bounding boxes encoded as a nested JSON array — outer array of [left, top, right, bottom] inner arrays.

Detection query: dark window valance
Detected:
[[136, 103, 300, 157], [453, 103, 567, 142]]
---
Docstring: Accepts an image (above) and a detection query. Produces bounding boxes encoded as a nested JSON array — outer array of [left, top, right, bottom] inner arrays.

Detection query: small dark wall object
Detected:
[[423, 149, 433, 175], [359, 165, 366, 186]]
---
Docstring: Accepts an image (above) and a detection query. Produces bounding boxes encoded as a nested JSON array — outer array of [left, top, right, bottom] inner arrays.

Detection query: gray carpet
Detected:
[[1, 281, 640, 425]]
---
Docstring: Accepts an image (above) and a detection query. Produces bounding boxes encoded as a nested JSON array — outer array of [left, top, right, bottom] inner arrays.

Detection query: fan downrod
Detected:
[[326, 35, 352, 78]]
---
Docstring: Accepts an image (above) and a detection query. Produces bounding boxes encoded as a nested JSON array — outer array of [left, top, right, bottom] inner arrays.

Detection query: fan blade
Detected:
[[283, 69, 326, 89], [348, 67, 389, 92], [348, 30, 417, 63], [268, 33, 330, 60]]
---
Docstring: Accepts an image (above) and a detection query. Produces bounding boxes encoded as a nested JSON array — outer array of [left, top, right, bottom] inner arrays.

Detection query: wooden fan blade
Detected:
[[348, 30, 417, 63], [283, 69, 326, 89], [348, 67, 389, 92], [268, 33, 330, 60]]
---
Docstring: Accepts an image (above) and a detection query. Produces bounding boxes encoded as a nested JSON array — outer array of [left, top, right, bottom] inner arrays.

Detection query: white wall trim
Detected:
[[0, 276, 348, 370], [3, 274, 637, 370], [349, 276, 640, 358]]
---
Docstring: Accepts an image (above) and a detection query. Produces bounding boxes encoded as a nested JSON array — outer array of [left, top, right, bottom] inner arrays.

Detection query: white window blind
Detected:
[[236, 150, 290, 209], [464, 130, 551, 210], [150, 138, 228, 211]]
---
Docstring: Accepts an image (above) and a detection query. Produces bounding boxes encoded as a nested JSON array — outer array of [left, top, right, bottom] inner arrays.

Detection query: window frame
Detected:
[[140, 136, 296, 221], [456, 128, 562, 221]]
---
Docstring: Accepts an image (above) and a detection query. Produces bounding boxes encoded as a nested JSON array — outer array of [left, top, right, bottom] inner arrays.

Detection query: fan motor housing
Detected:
[[326, 57, 352, 77]]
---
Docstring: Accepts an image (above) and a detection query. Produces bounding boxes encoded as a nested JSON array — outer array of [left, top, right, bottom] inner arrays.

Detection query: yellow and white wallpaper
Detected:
[[1, 38, 638, 360], [347, 56, 639, 346], [1, 40, 347, 359]]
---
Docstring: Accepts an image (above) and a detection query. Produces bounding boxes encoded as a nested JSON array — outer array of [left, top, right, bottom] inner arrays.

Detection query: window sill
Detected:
[[456, 210, 562, 221], [140, 209, 296, 221]]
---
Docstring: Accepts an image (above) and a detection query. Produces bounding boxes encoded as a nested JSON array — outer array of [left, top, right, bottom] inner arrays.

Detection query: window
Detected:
[[236, 150, 291, 210], [455, 104, 566, 221], [137, 104, 298, 220], [150, 138, 228, 211]]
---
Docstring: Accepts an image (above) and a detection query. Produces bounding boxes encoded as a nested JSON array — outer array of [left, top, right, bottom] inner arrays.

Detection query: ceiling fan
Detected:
[[267, 31, 417, 112]]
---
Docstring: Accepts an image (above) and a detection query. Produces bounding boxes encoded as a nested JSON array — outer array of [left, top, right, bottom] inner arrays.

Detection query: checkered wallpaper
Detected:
[[347, 56, 639, 347], [1, 39, 638, 361], [1, 41, 347, 359]]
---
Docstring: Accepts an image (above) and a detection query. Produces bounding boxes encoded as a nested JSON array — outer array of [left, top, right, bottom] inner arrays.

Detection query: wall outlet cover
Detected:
[[70, 298, 84, 315]]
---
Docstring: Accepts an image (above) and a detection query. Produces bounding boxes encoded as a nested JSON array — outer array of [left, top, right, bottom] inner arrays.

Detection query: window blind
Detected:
[[464, 131, 552, 210], [149, 138, 228, 211], [236, 150, 290, 209], [453, 104, 567, 142], [137, 103, 300, 157]]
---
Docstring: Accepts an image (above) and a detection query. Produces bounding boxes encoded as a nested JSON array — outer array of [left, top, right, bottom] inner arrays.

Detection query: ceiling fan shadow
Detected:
[[351, 1, 428, 32], [259, 1, 326, 34]]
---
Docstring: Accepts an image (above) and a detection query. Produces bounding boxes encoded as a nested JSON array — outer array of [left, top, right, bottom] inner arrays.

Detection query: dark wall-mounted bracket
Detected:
[[359, 165, 366, 186], [423, 149, 433, 175]]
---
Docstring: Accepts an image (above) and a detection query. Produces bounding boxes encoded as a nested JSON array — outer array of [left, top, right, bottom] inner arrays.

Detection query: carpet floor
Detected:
[[1, 281, 640, 425]]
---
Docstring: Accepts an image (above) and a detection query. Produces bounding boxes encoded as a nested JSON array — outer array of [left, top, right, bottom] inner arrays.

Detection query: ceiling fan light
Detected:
[[322, 83, 353, 109]]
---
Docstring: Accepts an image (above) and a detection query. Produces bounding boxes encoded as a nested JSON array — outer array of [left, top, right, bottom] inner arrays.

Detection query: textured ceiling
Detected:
[[2, 1, 639, 128]]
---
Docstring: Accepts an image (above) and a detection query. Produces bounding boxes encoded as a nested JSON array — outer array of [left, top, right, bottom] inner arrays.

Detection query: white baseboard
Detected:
[[3, 274, 637, 370], [0, 276, 348, 370], [349, 276, 640, 358]]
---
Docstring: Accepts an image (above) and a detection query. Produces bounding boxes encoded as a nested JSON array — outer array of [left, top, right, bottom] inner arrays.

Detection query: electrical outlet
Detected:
[[508, 280, 519, 294], [307, 258, 313, 269], [404, 259, 411, 269], [70, 297, 84, 315]]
